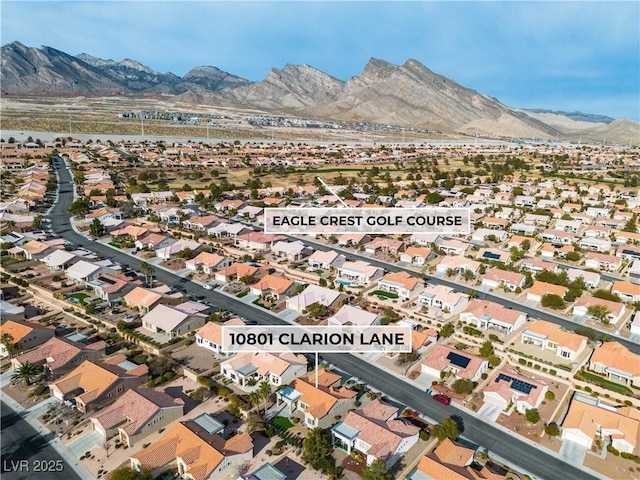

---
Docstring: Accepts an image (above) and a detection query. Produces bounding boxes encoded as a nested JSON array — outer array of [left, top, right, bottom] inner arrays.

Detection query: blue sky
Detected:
[[2, 1, 639, 120]]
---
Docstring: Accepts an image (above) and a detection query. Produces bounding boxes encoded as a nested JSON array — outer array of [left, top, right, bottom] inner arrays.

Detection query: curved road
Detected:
[[48, 157, 602, 480]]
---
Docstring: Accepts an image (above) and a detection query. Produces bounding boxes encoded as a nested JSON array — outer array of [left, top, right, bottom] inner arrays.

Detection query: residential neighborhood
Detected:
[[0, 135, 639, 480]]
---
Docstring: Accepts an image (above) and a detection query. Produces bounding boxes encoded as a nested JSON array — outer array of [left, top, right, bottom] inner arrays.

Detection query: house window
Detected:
[[561, 350, 571, 358]]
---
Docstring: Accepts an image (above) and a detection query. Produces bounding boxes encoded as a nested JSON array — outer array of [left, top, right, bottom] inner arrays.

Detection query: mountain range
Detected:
[[2, 41, 637, 143]]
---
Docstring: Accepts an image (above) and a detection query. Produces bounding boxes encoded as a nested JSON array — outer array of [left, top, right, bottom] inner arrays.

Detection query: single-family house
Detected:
[[421, 345, 488, 382], [271, 240, 312, 262], [327, 305, 381, 327], [483, 368, 548, 414], [65, 260, 115, 287], [336, 261, 383, 287], [250, 275, 296, 300], [130, 418, 253, 479], [185, 252, 232, 274], [573, 294, 625, 325], [400, 246, 432, 266], [562, 397, 639, 454], [123, 286, 184, 314], [584, 252, 622, 272], [134, 233, 175, 251], [589, 341, 640, 388], [87, 272, 141, 305], [156, 239, 202, 260], [195, 318, 245, 356], [436, 256, 481, 276], [439, 239, 471, 256], [520, 258, 558, 274], [459, 300, 527, 334], [376, 271, 423, 299], [579, 237, 612, 253], [236, 232, 286, 251], [407, 439, 504, 480], [566, 268, 600, 289], [418, 285, 470, 313], [526, 281, 568, 303], [285, 284, 342, 314], [307, 250, 346, 270], [11, 336, 106, 378], [331, 398, 420, 468], [481, 268, 525, 292], [221, 351, 307, 388], [141, 302, 208, 339], [91, 387, 184, 446], [0, 320, 55, 358], [39, 249, 78, 271], [521, 320, 588, 361], [476, 248, 511, 264], [276, 369, 357, 429], [215, 263, 260, 284], [611, 281, 640, 303], [49, 355, 148, 413], [364, 238, 405, 255]]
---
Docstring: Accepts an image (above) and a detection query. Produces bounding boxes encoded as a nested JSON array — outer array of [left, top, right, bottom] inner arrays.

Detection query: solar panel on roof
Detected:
[[447, 351, 471, 368], [98, 276, 116, 285], [496, 373, 536, 394]]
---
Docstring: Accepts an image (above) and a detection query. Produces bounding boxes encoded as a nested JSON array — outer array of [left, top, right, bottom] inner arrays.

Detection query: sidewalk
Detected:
[[0, 372, 96, 480]]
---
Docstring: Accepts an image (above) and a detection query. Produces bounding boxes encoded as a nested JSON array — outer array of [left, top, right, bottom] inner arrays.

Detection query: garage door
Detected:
[[562, 429, 591, 448], [93, 422, 105, 438]]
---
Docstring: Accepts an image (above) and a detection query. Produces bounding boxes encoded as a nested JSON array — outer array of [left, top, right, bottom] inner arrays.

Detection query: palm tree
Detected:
[[11, 362, 44, 388], [0, 333, 21, 358], [258, 380, 272, 416], [140, 262, 155, 287]]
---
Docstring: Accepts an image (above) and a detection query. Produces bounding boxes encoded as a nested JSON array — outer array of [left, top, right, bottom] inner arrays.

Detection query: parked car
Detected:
[[203, 284, 214, 290], [433, 394, 451, 405]]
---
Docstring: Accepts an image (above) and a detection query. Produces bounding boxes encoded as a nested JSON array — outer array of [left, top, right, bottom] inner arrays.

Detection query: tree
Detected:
[[479, 341, 494, 358], [540, 294, 565, 310], [32, 214, 44, 229], [306, 302, 328, 318], [545, 391, 555, 401], [0, 333, 21, 358], [452, 379, 475, 394], [525, 408, 540, 424], [258, 380, 272, 416], [238, 275, 255, 285], [587, 305, 611, 324], [140, 262, 155, 287], [246, 411, 266, 434], [544, 422, 561, 438], [89, 218, 106, 238], [592, 289, 622, 303], [303, 428, 334, 472], [521, 239, 531, 251], [439, 323, 454, 338], [177, 248, 194, 259], [488, 355, 501, 368], [10, 361, 44, 387], [622, 214, 638, 233], [68, 198, 91, 215], [361, 459, 393, 480], [108, 467, 153, 480], [432, 417, 460, 440]]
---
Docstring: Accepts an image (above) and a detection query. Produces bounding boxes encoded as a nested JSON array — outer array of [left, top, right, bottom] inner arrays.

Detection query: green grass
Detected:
[[371, 290, 399, 299], [236, 291, 249, 298], [580, 371, 634, 395], [69, 292, 90, 305], [272, 416, 294, 430]]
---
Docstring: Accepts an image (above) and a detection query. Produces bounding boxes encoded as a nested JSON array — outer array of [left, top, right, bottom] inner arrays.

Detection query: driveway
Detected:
[[67, 430, 103, 458], [558, 440, 588, 466], [477, 402, 502, 422]]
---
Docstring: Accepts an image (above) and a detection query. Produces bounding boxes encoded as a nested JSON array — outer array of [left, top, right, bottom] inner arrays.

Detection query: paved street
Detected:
[[1, 401, 83, 480], [47, 157, 606, 480], [280, 233, 640, 353]]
